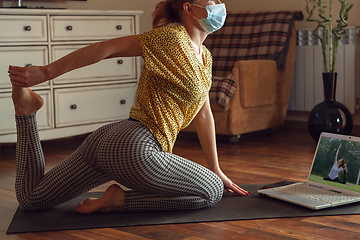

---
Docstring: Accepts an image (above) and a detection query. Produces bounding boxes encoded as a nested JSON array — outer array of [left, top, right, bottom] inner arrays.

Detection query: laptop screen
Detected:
[[309, 133, 360, 193]]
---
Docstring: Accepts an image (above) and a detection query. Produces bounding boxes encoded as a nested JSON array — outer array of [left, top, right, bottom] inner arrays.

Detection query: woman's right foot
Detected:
[[75, 184, 125, 214], [12, 85, 44, 116]]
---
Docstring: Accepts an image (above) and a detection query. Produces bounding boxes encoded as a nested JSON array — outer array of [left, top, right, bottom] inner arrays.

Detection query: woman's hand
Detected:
[[214, 168, 251, 196], [343, 164, 347, 172], [9, 65, 48, 87]]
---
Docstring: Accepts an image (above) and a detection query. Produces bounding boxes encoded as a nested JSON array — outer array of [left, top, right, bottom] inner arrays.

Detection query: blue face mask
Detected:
[[192, 3, 227, 34]]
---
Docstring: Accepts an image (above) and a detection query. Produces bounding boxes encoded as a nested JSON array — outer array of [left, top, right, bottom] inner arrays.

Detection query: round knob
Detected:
[[120, 100, 126, 105], [70, 104, 77, 110], [25, 64, 33, 67], [24, 26, 32, 31], [116, 25, 122, 30], [66, 25, 73, 31], [117, 59, 124, 65]]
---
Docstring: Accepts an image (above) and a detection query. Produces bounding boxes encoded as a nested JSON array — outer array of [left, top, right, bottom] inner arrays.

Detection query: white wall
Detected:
[[1, 0, 359, 33]]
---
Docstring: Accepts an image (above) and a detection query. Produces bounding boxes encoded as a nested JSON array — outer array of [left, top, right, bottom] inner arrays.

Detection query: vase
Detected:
[[307, 73, 353, 141]]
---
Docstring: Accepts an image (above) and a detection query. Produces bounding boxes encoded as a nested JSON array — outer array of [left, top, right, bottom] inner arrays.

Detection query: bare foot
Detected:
[[75, 184, 125, 214], [12, 85, 44, 116]]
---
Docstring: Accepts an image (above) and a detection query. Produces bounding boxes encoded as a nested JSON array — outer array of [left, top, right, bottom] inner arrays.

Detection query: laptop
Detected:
[[258, 132, 360, 210]]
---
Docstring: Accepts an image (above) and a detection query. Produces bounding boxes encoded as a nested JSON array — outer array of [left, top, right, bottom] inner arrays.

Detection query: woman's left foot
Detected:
[[75, 184, 125, 214], [12, 85, 44, 116]]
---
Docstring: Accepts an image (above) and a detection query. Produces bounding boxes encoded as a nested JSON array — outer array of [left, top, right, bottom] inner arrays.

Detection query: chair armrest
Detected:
[[233, 59, 279, 108]]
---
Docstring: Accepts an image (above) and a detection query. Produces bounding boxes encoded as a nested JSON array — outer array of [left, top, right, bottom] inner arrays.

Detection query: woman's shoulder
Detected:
[[142, 25, 186, 39], [138, 25, 188, 51]]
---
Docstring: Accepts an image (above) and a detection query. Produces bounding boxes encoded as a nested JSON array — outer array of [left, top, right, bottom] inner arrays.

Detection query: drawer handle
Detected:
[[116, 25, 122, 30], [117, 59, 124, 65], [66, 25, 73, 31], [25, 64, 33, 67], [70, 104, 77, 110], [120, 100, 126, 105], [24, 26, 32, 31]]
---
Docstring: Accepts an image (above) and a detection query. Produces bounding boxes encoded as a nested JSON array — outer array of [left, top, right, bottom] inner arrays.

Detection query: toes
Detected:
[[75, 198, 95, 214], [75, 203, 84, 213]]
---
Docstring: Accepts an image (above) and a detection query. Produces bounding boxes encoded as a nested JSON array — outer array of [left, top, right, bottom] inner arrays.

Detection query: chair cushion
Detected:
[[237, 60, 277, 108]]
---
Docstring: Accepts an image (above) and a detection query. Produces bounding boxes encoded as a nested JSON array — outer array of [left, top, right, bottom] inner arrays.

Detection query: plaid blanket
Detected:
[[205, 11, 304, 77], [206, 11, 303, 109], [210, 74, 236, 109]]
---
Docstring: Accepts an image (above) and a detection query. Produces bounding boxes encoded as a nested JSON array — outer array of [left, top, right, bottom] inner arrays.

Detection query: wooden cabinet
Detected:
[[50, 16, 134, 41], [0, 15, 47, 42], [54, 84, 135, 128], [0, 9, 142, 143]]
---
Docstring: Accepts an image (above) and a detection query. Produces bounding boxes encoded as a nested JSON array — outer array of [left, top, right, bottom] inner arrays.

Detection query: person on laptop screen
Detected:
[[323, 144, 347, 184]]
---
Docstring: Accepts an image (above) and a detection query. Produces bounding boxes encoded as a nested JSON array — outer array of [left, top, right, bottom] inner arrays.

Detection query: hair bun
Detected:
[[152, 0, 181, 29], [155, 1, 166, 10]]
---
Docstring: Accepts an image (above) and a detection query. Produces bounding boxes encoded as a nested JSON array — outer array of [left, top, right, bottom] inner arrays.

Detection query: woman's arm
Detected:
[[334, 144, 342, 164], [9, 35, 142, 87], [193, 97, 250, 196]]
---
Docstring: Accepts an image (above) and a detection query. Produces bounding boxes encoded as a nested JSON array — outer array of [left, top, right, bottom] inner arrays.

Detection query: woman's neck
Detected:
[[184, 26, 206, 64], [182, 22, 207, 53]]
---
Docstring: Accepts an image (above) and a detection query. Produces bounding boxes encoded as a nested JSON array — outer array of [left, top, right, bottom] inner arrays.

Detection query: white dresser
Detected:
[[0, 9, 143, 143]]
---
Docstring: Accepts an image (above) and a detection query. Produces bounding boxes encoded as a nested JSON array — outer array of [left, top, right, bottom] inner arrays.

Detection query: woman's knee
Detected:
[[205, 175, 224, 207]]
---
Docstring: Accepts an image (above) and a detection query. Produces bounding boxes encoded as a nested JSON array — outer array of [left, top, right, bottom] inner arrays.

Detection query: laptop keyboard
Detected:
[[275, 183, 358, 204]]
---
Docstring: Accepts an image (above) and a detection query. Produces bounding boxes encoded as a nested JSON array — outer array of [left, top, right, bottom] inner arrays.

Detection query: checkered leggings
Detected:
[[15, 114, 223, 211]]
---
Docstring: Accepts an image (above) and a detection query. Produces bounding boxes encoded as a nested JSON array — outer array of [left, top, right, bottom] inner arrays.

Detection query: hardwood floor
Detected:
[[1, 120, 360, 239]]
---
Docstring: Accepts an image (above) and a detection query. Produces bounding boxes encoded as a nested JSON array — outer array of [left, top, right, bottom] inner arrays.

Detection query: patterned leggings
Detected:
[[15, 114, 224, 211]]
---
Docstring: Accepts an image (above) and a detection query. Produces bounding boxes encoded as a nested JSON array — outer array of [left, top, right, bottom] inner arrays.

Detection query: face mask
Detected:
[[192, 3, 227, 34]]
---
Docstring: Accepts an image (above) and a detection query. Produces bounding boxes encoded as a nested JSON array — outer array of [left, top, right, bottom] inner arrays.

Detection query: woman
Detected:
[[8, 0, 250, 214], [323, 144, 347, 184]]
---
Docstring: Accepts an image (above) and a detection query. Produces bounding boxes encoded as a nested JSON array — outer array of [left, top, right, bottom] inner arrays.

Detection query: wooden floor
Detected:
[[1, 120, 360, 239]]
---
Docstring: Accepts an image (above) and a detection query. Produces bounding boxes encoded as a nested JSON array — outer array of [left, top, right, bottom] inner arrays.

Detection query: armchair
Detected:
[[183, 11, 304, 142]]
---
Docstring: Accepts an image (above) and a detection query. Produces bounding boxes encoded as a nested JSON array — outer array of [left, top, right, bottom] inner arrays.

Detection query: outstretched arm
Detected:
[[334, 144, 342, 164], [9, 35, 142, 87], [193, 97, 250, 196]]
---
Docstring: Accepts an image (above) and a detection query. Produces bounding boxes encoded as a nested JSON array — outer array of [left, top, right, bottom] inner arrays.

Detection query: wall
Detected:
[[1, 0, 359, 33], [222, 0, 360, 30]]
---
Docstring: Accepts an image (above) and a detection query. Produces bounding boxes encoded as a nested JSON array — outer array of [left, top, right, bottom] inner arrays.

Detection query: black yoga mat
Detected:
[[7, 183, 360, 234]]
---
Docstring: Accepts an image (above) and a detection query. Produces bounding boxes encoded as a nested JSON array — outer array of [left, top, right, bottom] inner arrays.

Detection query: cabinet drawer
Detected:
[[0, 90, 52, 135], [52, 45, 136, 84], [0, 15, 47, 42], [0, 46, 49, 89], [55, 84, 136, 127], [50, 16, 134, 41]]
